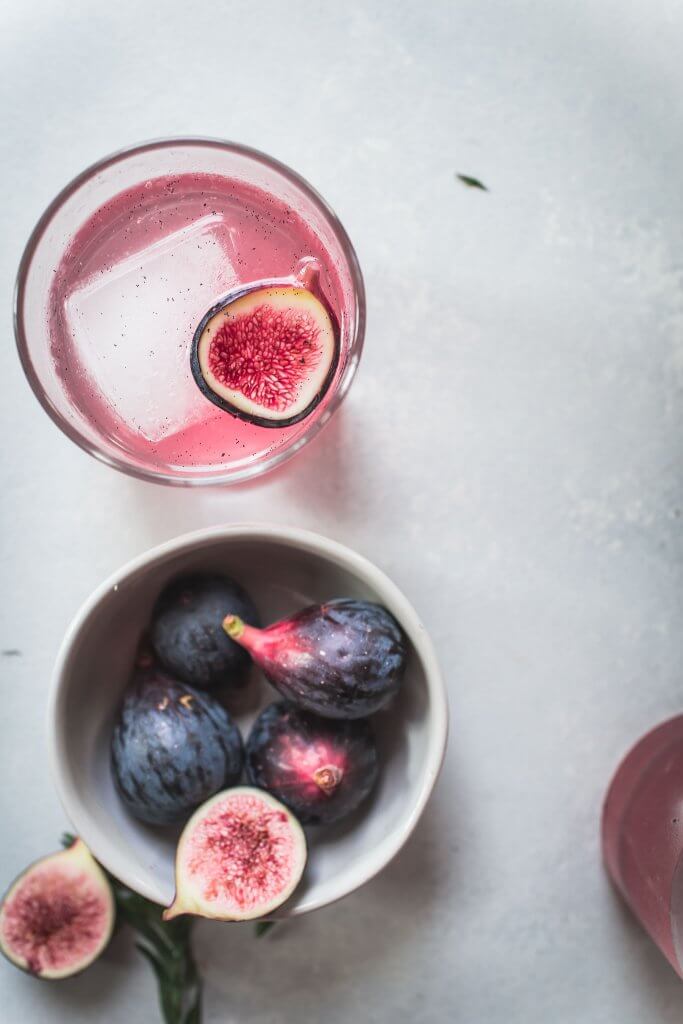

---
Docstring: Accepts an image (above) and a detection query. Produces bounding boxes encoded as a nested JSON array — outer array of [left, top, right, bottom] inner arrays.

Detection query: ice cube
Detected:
[[65, 214, 238, 442]]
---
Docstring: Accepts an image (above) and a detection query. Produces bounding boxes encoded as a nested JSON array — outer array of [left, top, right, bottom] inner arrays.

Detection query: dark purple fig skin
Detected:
[[111, 662, 243, 826], [246, 701, 379, 825], [151, 573, 260, 689], [228, 600, 408, 719]]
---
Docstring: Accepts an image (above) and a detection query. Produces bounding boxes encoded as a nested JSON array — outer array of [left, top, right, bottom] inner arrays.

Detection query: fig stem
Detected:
[[223, 614, 245, 640], [313, 765, 343, 796], [223, 616, 262, 650]]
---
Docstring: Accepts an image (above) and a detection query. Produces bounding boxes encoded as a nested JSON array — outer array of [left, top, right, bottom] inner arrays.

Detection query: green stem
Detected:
[[222, 614, 245, 640], [61, 834, 202, 1024], [112, 883, 202, 1024], [254, 920, 276, 939]]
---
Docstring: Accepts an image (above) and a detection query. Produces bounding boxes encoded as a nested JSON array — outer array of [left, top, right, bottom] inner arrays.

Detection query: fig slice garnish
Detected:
[[164, 787, 307, 922], [191, 283, 339, 428]]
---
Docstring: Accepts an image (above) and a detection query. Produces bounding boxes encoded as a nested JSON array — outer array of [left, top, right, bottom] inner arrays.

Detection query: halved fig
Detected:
[[191, 285, 339, 427], [0, 839, 114, 979], [163, 786, 307, 922]]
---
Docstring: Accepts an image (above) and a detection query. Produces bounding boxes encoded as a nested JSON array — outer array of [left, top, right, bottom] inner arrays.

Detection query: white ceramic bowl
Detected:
[[49, 525, 448, 916]]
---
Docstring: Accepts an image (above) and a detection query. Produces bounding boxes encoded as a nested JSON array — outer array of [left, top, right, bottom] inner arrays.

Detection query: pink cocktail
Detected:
[[16, 140, 365, 485], [602, 715, 683, 975]]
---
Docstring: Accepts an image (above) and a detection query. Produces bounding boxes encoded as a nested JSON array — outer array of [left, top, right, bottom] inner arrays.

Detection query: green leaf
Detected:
[[456, 173, 488, 191], [255, 921, 276, 938]]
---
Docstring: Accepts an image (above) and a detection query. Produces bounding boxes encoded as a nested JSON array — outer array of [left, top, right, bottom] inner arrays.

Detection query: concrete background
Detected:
[[2, 0, 683, 1020]]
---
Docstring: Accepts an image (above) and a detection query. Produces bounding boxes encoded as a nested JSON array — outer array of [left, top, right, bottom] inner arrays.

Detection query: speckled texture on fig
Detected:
[[226, 599, 408, 718], [209, 304, 321, 408], [111, 661, 243, 826]]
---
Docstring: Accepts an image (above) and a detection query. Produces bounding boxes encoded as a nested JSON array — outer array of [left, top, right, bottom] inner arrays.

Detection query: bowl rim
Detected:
[[14, 136, 366, 487], [48, 523, 448, 915]]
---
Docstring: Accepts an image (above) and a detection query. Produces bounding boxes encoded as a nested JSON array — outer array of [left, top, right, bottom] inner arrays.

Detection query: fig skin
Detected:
[[225, 599, 408, 719], [0, 839, 114, 980], [151, 573, 260, 689], [111, 660, 244, 826], [246, 701, 379, 825]]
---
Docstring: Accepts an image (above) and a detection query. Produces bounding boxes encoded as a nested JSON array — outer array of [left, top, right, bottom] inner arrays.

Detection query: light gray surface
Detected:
[[1, 1, 683, 1021]]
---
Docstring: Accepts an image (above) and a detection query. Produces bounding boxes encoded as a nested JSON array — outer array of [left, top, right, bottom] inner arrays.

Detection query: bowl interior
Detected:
[[53, 531, 440, 915]]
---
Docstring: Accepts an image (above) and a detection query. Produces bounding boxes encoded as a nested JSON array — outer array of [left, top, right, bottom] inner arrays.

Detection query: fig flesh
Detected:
[[191, 285, 338, 427], [111, 659, 243, 826], [151, 573, 260, 689], [224, 599, 408, 719], [0, 839, 114, 979], [164, 787, 306, 921], [246, 701, 379, 824]]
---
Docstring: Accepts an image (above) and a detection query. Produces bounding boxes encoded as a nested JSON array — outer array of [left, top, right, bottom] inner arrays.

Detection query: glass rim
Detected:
[[14, 136, 366, 487]]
